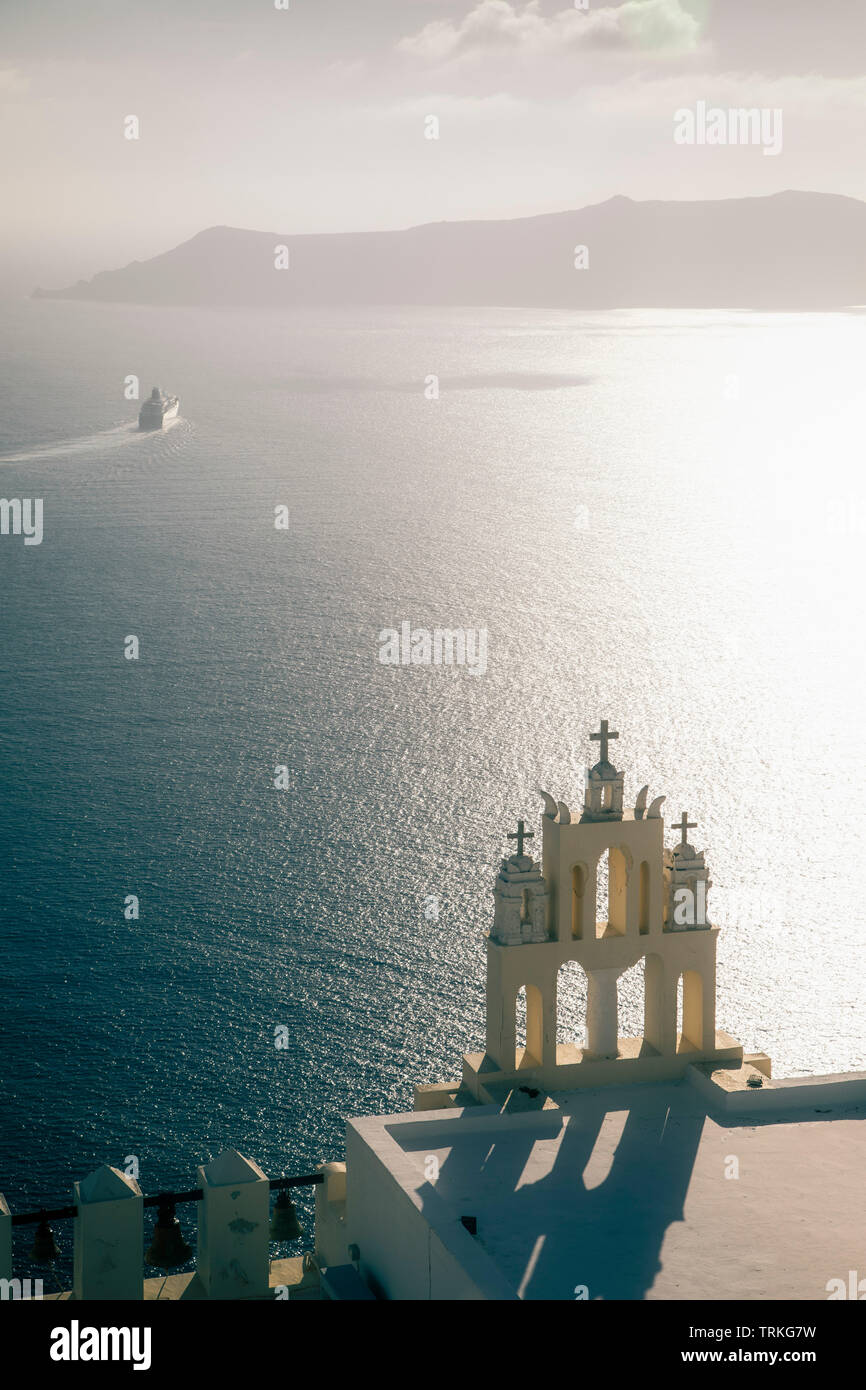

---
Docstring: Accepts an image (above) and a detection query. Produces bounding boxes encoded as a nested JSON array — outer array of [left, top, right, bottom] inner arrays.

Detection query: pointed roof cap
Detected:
[[201, 1148, 267, 1187], [78, 1165, 142, 1203]]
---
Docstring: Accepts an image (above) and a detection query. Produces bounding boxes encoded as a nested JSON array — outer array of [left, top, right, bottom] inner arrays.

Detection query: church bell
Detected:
[[145, 1196, 193, 1269], [29, 1212, 61, 1263], [269, 1188, 303, 1242]]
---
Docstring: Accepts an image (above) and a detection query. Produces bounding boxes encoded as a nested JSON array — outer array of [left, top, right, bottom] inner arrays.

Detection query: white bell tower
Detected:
[[463, 720, 746, 1100], [491, 821, 550, 947]]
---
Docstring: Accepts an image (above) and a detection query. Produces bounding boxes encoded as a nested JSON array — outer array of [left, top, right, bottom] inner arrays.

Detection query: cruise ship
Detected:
[[138, 386, 179, 431]]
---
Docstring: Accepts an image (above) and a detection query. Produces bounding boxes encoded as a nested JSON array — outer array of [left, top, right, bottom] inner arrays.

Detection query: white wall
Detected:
[[344, 1113, 519, 1301]]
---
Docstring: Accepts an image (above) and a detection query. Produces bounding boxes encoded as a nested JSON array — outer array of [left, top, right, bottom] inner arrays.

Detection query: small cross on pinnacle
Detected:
[[507, 819, 534, 858], [590, 719, 619, 765], [673, 811, 697, 845]]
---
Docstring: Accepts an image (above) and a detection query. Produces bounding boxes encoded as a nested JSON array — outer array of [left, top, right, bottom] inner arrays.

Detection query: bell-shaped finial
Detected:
[[269, 1188, 303, 1242], [145, 1196, 193, 1269]]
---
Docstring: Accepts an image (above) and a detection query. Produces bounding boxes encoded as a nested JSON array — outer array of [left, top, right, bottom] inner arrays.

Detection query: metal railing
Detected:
[[10, 1172, 323, 1227]]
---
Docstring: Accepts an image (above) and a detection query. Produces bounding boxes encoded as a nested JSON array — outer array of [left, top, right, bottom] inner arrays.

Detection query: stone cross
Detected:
[[590, 719, 619, 764], [673, 812, 697, 845], [507, 819, 534, 857]]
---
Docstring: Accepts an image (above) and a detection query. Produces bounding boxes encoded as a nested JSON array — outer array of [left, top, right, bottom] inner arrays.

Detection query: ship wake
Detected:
[[0, 415, 184, 465]]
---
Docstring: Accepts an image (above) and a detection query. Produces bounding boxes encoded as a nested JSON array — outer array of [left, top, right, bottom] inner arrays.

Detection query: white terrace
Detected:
[[329, 1072, 866, 1301]]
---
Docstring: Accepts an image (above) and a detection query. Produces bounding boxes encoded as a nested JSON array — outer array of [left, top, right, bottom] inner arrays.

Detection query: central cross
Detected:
[[673, 811, 697, 844], [508, 819, 534, 857], [590, 718, 619, 764]]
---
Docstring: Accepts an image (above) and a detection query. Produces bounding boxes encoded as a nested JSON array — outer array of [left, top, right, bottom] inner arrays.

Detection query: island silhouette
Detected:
[[33, 191, 866, 311]]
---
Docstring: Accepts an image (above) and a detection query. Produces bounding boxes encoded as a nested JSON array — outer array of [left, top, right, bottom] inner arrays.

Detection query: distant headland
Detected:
[[31, 191, 866, 311]]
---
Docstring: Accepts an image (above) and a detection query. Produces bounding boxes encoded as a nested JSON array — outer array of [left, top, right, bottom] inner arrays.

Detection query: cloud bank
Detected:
[[398, 0, 702, 63]]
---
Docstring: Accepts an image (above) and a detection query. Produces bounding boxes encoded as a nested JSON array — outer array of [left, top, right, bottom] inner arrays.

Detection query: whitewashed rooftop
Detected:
[[347, 1075, 866, 1300]]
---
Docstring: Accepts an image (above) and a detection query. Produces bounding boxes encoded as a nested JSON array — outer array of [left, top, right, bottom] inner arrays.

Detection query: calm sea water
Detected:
[[1, 299, 865, 1278]]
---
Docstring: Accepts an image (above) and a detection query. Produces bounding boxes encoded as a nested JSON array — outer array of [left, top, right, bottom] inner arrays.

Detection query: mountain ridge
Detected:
[[33, 191, 866, 310]]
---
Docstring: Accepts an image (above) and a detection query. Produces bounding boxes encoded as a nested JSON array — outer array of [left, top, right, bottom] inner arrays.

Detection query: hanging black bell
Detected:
[[269, 1188, 303, 1242], [29, 1212, 61, 1264], [145, 1197, 193, 1269]]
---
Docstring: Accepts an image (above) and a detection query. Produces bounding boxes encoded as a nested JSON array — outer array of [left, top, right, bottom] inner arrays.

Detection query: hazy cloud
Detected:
[[382, 90, 528, 119], [398, 0, 702, 63], [0, 67, 30, 95]]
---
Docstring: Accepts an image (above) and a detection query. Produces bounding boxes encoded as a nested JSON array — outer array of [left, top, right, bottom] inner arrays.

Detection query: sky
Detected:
[[2, 0, 866, 289]]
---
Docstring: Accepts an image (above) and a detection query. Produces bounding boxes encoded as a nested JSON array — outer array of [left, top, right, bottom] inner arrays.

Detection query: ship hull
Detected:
[[138, 398, 179, 431]]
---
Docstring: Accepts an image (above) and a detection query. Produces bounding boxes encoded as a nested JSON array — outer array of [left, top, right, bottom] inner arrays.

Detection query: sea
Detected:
[[1, 298, 865, 1282]]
